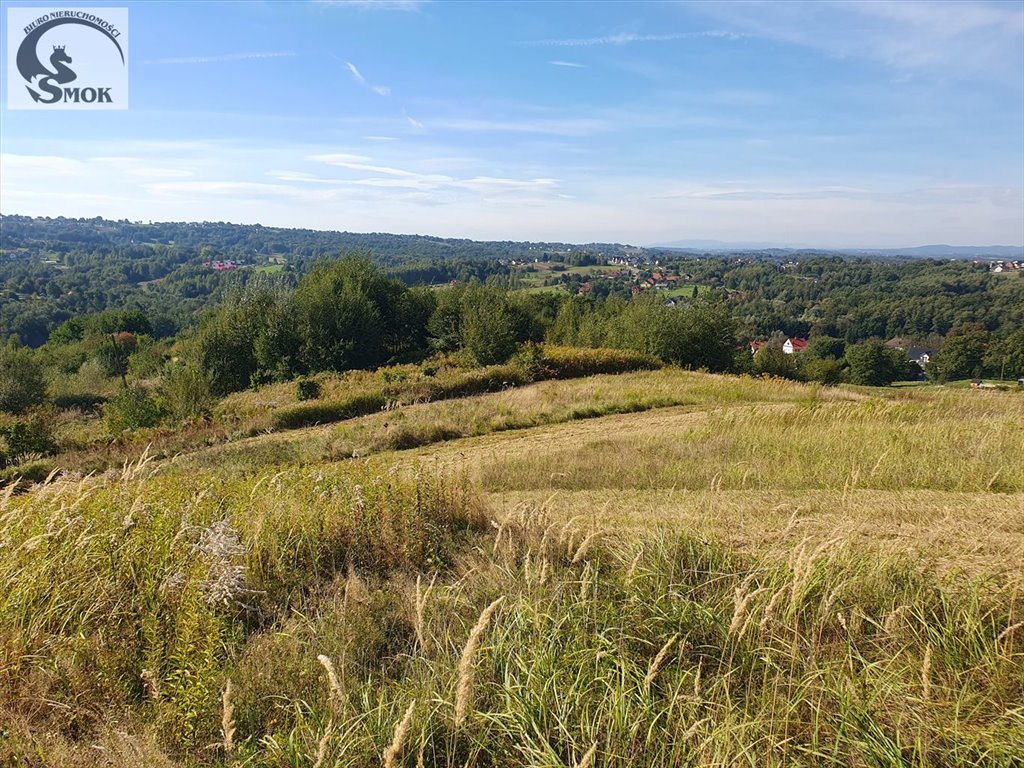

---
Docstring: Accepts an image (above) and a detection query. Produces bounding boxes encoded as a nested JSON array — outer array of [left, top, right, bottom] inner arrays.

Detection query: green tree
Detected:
[[547, 296, 593, 346], [752, 338, 800, 380], [807, 335, 846, 360], [0, 342, 46, 414], [607, 296, 736, 371], [460, 285, 519, 365], [984, 329, 1024, 380], [926, 328, 990, 382], [427, 284, 467, 354], [845, 339, 911, 386], [294, 256, 398, 372]]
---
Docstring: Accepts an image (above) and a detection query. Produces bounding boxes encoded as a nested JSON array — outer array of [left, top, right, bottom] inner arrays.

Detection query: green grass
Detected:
[[2, 372, 1022, 767], [663, 284, 711, 297], [2, 470, 1021, 766]]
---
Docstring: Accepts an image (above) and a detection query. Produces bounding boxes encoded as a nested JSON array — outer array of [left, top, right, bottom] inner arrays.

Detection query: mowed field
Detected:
[[400, 385, 1023, 579], [3, 369, 1023, 766]]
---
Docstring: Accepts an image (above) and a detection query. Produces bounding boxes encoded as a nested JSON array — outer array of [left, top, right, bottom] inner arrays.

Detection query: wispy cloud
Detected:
[[308, 153, 423, 177], [145, 181, 307, 198], [298, 153, 561, 201], [403, 110, 425, 130], [313, 0, 428, 9], [0, 154, 84, 176], [428, 116, 610, 136], [548, 60, 587, 68], [149, 51, 296, 65], [344, 61, 391, 96], [694, 0, 1024, 84], [525, 31, 743, 47]]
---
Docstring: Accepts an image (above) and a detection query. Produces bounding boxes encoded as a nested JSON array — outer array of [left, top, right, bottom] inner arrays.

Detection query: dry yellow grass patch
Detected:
[[487, 488, 1024, 580]]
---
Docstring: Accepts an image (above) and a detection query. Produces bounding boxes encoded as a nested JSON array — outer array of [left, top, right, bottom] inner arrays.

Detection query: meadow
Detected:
[[1, 369, 1021, 766]]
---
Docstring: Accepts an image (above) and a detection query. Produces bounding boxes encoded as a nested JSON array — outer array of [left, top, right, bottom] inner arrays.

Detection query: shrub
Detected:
[[846, 340, 913, 386], [51, 392, 108, 411], [272, 392, 385, 430], [296, 378, 322, 401], [105, 384, 162, 435], [802, 357, 846, 386], [0, 344, 46, 414], [160, 361, 215, 423], [0, 412, 57, 467], [430, 364, 529, 399], [540, 345, 661, 379]]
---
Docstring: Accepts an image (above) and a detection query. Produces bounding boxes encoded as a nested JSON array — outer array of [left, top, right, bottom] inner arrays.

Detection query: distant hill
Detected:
[[855, 245, 1024, 259], [653, 240, 1023, 259]]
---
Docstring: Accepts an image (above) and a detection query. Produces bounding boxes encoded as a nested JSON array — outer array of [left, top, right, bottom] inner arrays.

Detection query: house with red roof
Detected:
[[783, 338, 808, 354]]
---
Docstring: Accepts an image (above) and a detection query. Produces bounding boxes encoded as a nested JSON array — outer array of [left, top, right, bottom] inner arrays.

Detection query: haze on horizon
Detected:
[[1, 0, 1022, 249]]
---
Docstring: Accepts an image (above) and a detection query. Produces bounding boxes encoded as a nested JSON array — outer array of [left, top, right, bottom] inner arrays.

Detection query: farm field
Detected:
[[2, 370, 1022, 767]]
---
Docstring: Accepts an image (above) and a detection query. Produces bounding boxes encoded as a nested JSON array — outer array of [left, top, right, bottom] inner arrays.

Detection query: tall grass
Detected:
[[191, 368, 846, 472], [0, 459, 484, 757], [3, 470, 1021, 766], [477, 395, 1024, 494], [3, 377, 1022, 766]]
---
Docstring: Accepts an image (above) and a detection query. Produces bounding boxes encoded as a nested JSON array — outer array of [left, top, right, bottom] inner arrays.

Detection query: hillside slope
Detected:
[[3, 371, 1022, 766]]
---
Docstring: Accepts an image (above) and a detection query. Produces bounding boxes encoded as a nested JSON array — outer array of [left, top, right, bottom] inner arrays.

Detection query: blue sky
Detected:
[[1, 0, 1022, 247]]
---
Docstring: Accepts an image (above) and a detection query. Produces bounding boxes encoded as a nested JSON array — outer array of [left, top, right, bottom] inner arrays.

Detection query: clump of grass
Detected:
[[220, 679, 236, 754], [272, 392, 386, 429], [382, 700, 416, 768], [454, 596, 505, 727], [0, 458, 484, 759], [4, 388, 1023, 768]]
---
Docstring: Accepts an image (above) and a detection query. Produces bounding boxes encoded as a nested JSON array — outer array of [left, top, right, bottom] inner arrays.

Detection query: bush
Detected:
[[272, 392, 385, 430], [846, 340, 913, 386], [540, 345, 661, 379], [160, 361, 214, 422], [0, 412, 57, 467], [0, 344, 47, 414], [104, 385, 162, 435], [802, 357, 846, 386], [752, 342, 802, 380], [296, 378, 322, 401], [52, 392, 108, 411], [429, 364, 529, 399]]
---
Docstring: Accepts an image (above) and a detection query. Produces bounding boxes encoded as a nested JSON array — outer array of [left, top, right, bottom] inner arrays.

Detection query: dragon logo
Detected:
[[8, 9, 127, 109]]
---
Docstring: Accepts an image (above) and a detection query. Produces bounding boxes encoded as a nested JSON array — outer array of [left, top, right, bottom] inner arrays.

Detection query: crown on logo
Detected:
[[53, 45, 65, 52]]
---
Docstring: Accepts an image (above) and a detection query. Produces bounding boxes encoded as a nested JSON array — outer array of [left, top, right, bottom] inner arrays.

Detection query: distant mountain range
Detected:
[[652, 240, 1024, 258]]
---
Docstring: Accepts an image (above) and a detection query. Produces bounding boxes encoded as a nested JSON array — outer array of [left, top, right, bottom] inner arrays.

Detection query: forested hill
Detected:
[[1, 214, 1021, 349], [0, 215, 639, 262]]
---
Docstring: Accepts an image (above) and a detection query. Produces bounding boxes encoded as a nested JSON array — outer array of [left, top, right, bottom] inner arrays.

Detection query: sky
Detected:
[[1, 0, 1022, 248]]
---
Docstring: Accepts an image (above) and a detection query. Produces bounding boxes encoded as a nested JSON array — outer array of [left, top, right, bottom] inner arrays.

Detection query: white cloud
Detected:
[[149, 51, 296, 65], [404, 110, 425, 130], [144, 181, 307, 198], [526, 30, 743, 46], [312, 0, 428, 10], [92, 157, 194, 178], [694, 0, 1024, 84], [0, 154, 85, 176], [548, 60, 587, 68], [300, 153, 561, 199], [308, 153, 431, 177], [345, 61, 391, 96], [428, 116, 611, 136]]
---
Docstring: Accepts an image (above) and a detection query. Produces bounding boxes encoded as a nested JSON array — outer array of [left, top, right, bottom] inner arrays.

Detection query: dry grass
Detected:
[[485, 488, 1024, 580], [185, 368, 846, 472], [2, 371, 1022, 767]]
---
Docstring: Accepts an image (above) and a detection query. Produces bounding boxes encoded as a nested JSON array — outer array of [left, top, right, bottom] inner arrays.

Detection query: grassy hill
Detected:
[[2, 370, 1022, 766]]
